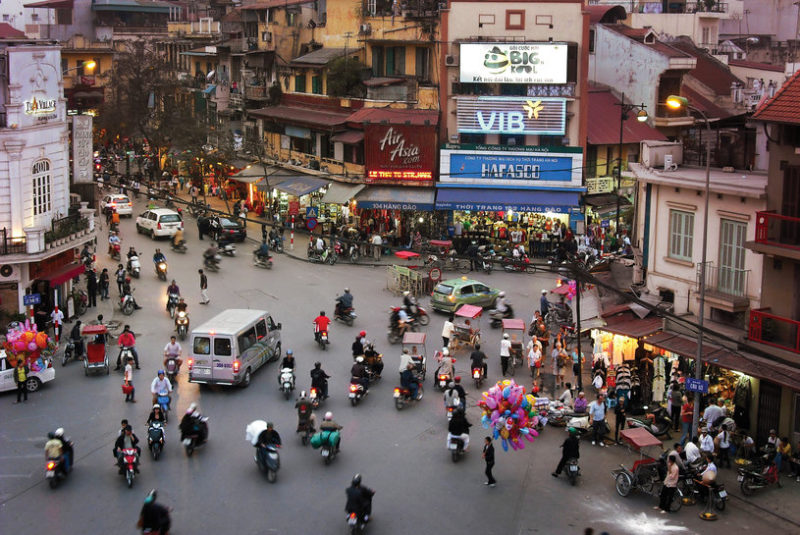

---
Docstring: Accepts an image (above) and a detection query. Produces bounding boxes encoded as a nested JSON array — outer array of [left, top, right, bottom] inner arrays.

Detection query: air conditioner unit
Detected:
[[445, 54, 458, 66], [359, 23, 371, 35], [0, 264, 20, 282], [261, 31, 272, 42]]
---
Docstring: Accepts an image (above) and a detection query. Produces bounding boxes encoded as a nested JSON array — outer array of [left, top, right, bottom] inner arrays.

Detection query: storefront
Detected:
[[28, 250, 86, 327], [437, 143, 584, 255], [254, 170, 330, 226]]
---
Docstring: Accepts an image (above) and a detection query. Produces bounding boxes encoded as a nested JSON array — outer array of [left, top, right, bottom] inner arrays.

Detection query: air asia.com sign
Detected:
[[365, 124, 436, 183], [459, 43, 567, 84], [456, 96, 566, 136]]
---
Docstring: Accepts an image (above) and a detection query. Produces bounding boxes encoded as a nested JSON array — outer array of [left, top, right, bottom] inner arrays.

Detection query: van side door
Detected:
[[237, 325, 263, 372], [265, 316, 281, 361]]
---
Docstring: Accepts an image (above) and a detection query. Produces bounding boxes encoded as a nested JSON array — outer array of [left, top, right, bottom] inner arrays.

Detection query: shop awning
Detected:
[[273, 175, 330, 197], [347, 107, 439, 126], [646, 332, 800, 392], [355, 187, 435, 211], [331, 130, 364, 144], [435, 187, 580, 213], [250, 106, 350, 128], [290, 47, 350, 66], [41, 263, 85, 286], [232, 164, 274, 184], [321, 182, 365, 204], [91, 0, 172, 13], [599, 311, 662, 338], [24, 0, 73, 8]]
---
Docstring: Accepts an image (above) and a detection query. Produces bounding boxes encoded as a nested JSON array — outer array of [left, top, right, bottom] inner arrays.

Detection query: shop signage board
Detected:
[[586, 177, 615, 195], [10, 48, 63, 127], [439, 143, 583, 187], [459, 43, 568, 84], [456, 97, 566, 136], [527, 84, 575, 98], [23, 293, 41, 306], [288, 201, 300, 215], [72, 115, 93, 184], [364, 124, 436, 184], [685, 378, 709, 394]]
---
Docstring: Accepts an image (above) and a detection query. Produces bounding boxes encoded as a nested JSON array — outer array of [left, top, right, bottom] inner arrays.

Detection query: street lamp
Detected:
[[666, 94, 712, 442], [615, 92, 648, 234], [62, 60, 96, 75]]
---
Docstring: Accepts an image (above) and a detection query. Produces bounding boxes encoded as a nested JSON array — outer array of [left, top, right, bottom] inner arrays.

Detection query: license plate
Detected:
[[195, 368, 211, 376], [393, 392, 400, 398], [449, 443, 458, 450], [737, 475, 744, 482], [349, 393, 356, 398], [718, 490, 727, 498], [439, 381, 446, 388], [183, 438, 191, 446], [569, 466, 578, 472], [46, 470, 54, 477], [321, 450, 329, 457]]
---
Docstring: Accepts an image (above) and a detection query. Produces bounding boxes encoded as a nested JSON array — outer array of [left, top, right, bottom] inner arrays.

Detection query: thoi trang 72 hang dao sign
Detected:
[[457, 96, 566, 136], [459, 43, 568, 84]]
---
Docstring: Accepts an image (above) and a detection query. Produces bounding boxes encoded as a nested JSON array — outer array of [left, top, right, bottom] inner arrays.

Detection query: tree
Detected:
[[326, 57, 367, 98]]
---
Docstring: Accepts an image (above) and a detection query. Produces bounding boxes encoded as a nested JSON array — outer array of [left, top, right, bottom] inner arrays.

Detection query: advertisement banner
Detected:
[[456, 96, 566, 136], [365, 124, 436, 183], [459, 43, 568, 84], [439, 144, 583, 187], [72, 115, 93, 184]]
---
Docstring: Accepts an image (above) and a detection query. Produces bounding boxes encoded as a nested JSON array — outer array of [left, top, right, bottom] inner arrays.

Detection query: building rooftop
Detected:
[[629, 162, 767, 199], [680, 85, 733, 119], [604, 24, 692, 60], [0, 23, 26, 39], [752, 69, 800, 125], [728, 59, 785, 73], [587, 87, 667, 145], [671, 39, 743, 95]]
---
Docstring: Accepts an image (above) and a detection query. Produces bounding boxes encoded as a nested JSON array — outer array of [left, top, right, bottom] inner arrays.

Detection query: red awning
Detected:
[[249, 106, 350, 128], [347, 107, 439, 126], [587, 88, 668, 145], [394, 250, 419, 259], [330, 130, 364, 144], [24, 0, 73, 8], [620, 428, 662, 450], [41, 262, 85, 286], [600, 311, 662, 339]]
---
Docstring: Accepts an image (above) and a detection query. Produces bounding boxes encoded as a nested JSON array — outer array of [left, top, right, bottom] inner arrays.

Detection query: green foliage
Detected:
[[326, 57, 367, 98]]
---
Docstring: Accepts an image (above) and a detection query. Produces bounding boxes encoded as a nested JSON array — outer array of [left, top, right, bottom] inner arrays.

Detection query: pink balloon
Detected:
[[13, 340, 25, 351], [485, 397, 498, 410], [27, 341, 37, 351]]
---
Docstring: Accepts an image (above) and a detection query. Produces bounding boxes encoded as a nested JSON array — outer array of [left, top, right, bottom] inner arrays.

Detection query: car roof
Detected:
[[108, 193, 129, 199], [146, 208, 181, 216], [439, 278, 486, 286]]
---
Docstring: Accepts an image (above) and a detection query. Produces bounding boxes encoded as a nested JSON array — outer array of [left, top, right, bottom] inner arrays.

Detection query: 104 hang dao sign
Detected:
[[365, 124, 436, 184], [460, 43, 568, 84], [457, 96, 566, 136]]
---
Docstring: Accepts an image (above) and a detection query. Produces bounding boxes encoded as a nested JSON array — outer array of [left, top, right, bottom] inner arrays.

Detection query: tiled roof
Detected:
[[586, 5, 626, 24], [346, 108, 439, 126], [604, 24, 691, 59], [241, 0, 311, 10], [681, 85, 733, 119], [671, 40, 742, 95], [587, 87, 667, 145], [752, 69, 800, 125], [728, 59, 785, 73], [0, 23, 26, 39]]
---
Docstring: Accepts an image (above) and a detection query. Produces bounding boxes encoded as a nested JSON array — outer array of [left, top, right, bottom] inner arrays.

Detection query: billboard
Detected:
[[459, 43, 568, 84], [364, 124, 436, 183], [72, 115, 93, 184], [456, 96, 566, 136], [439, 144, 583, 187]]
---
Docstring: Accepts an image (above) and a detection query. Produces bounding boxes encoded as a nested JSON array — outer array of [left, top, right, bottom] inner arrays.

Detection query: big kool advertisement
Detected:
[[364, 124, 436, 184], [459, 43, 568, 85]]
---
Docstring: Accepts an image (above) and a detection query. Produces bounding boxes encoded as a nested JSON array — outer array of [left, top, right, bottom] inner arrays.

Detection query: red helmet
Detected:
[[125, 277, 131, 282], [359, 331, 366, 337], [454, 376, 461, 383]]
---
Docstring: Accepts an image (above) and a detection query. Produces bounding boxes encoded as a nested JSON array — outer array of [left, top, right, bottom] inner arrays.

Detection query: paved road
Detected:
[[0, 193, 793, 534]]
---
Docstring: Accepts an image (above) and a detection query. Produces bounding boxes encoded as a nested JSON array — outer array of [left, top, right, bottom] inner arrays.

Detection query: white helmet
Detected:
[[499, 291, 506, 297], [324, 411, 333, 421], [403, 290, 410, 296], [442, 348, 449, 356], [356, 356, 364, 363], [300, 390, 307, 398], [541, 289, 548, 294], [54, 428, 64, 437], [503, 333, 510, 339]]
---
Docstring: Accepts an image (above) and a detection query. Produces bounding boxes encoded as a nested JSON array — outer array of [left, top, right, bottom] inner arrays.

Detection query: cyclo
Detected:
[[449, 304, 482, 352], [81, 324, 109, 376], [402, 332, 427, 381], [611, 428, 683, 512], [501, 318, 526, 376]]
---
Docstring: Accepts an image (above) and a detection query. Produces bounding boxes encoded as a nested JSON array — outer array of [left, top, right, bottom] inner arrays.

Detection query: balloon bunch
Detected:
[[478, 379, 540, 452], [563, 280, 577, 302], [3, 319, 54, 371]]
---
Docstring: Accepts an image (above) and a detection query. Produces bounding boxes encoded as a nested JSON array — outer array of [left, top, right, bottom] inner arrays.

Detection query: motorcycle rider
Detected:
[[363, 341, 383, 378], [44, 431, 65, 474], [108, 231, 121, 255], [494, 291, 509, 315], [552, 427, 581, 478], [453, 376, 467, 410], [313, 311, 331, 344], [80, 243, 93, 265], [352, 334, 364, 359], [165, 280, 180, 311], [255, 240, 271, 261], [279, 349, 296, 388], [153, 248, 167, 269], [400, 363, 420, 400], [52, 428, 73, 472], [319, 411, 342, 452], [150, 370, 173, 406], [137, 489, 171, 535], [470, 343, 488, 377], [127, 246, 139, 265], [121, 277, 143, 310], [402, 290, 417, 316], [114, 425, 140, 473], [256, 422, 282, 467], [172, 227, 185, 249], [345, 474, 375, 524], [436, 348, 454, 378], [335, 288, 354, 317], [179, 404, 208, 444], [310, 361, 330, 399], [69, 321, 84, 359], [116, 324, 140, 369], [147, 404, 167, 426], [163, 336, 183, 374], [203, 244, 219, 268], [394, 306, 411, 337], [444, 382, 460, 412], [351, 356, 370, 393], [295, 391, 317, 432], [447, 409, 471, 451]]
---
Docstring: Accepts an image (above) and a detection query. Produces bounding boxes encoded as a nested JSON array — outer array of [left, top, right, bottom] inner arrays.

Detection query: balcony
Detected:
[[696, 262, 750, 311], [0, 230, 27, 256], [749, 308, 800, 355], [590, 1, 728, 14], [746, 210, 800, 261]]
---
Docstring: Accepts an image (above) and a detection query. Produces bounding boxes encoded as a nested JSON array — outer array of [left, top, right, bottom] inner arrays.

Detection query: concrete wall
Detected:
[[629, 13, 719, 47], [720, 0, 799, 42], [643, 182, 765, 316]]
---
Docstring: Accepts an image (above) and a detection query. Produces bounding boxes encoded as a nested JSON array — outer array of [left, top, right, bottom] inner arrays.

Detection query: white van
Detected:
[[187, 309, 282, 387]]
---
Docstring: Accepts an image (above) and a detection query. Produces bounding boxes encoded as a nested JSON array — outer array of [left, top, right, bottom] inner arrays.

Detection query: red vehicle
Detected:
[[121, 448, 139, 488]]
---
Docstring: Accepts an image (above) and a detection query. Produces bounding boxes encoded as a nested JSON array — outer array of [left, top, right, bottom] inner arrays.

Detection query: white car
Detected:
[[136, 208, 184, 238], [100, 194, 133, 216], [0, 352, 55, 393]]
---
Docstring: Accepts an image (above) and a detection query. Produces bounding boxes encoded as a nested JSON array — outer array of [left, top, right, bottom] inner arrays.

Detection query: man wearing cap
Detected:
[[699, 427, 715, 457], [540, 289, 550, 317]]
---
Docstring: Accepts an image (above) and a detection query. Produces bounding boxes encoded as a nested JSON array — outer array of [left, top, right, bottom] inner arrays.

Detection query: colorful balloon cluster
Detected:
[[478, 379, 540, 452], [3, 319, 54, 371]]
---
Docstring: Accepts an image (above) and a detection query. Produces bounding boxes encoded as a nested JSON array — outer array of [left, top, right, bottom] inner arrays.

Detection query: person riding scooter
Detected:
[[345, 474, 375, 525], [69, 321, 84, 359], [351, 356, 370, 393], [363, 341, 384, 378], [255, 241, 271, 261], [295, 391, 316, 432], [336, 288, 354, 317], [203, 244, 219, 268], [137, 489, 171, 535], [310, 362, 330, 399]]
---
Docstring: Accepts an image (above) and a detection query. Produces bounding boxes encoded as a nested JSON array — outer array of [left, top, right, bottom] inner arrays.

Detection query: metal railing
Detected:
[[696, 261, 749, 298], [46, 213, 89, 244], [749, 307, 800, 354], [0, 228, 26, 255], [596, 1, 728, 14], [754, 210, 800, 250]]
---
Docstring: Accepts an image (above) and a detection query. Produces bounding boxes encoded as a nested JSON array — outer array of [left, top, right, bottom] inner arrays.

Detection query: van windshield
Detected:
[[193, 337, 210, 355], [214, 337, 232, 356]]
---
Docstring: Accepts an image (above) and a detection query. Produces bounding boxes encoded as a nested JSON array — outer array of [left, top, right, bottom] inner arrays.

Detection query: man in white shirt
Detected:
[[527, 338, 542, 380], [398, 348, 415, 374], [700, 454, 718, 483], [441, 315, 455, 348], [371, 234, 382, 260], [150, 370, 173, 405], [684, 438, 701, 464], [558, 383, 573, 406], [699, 428, 714, 456], [702, 399, 724, 428], [500, 334, 512, 377], [50, 308, 65, 341]]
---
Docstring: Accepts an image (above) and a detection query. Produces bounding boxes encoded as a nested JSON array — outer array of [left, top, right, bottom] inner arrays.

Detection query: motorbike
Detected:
[[349, 379, 367, 406], [167, 293, 179, 318], [394, 380, 424, 410], [72, 288, 88, 316], [405, 303, 431, 326], [477, 250, 494, 274], [335, 240, 360, 263], [128, 255, 141, 279], [45, 456, 68, 489], [119, 346, 134, 369], [176, 311, 189, 340], [347, 511, 367, 535], [203, 254, 221, 272], [183, 416, 209, 456], [170, 240, 187, 254], [471, 365, 485, 389], [314, 328, 329, 350], [436, 369, 453, 391], [279, 368, 295, 400], [448, 435, 466, 463], [157, 390, 171, 420], [62, 338, 82, 366], [255, 443, 280, 483], [625, 405, 672, 438], [253, 251, 273, 269], [334, 302, 357, 326], [501, 255, 535, 273], [218, 242, 236, 257], [566, 458, 581, 486], [120, 448, 139, 488], [110, 243, 121, 260], [308, 245, 337, 265], [155, 261, 168, 281], [297, 419, 314, 446], [488, 305, 514, 329], [738, 452, 781, 495], [566, 415, 599, 441], [269, 232, 284, 253], [147, 421, 166, 461], [165, 356, 179, 385], [309, 387, 324, 410]]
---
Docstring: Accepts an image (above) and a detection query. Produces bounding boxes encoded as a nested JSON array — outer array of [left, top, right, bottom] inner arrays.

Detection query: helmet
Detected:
[[286, 349, 293, 356], [356, 356, 364, 363], [568, 427, 578, 435], [157, 369, 165, 375], [503, 333, 509, 339], [324, 411, 333, 421], [125, 277, 131, 282], [153, 404, 160, 409], [454, 376, 461, 383], [192, 411, 200, 418], [403, 291, 410, 296], [47, 431, 55, 439], [144, 489, 157, 504], [344, 288, 350, 293], [314, 361, 321, 369], [54, 428, 64, 437], [352, 474, 362, 486], [499, 291, 506, 297], [359, 331, 366, 337], [442, 348, 449, 356], [541, 289, 548, 294], [300, 390, 307, 398], [267, 422, 274, 429], [448, 381, 455, 389]]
